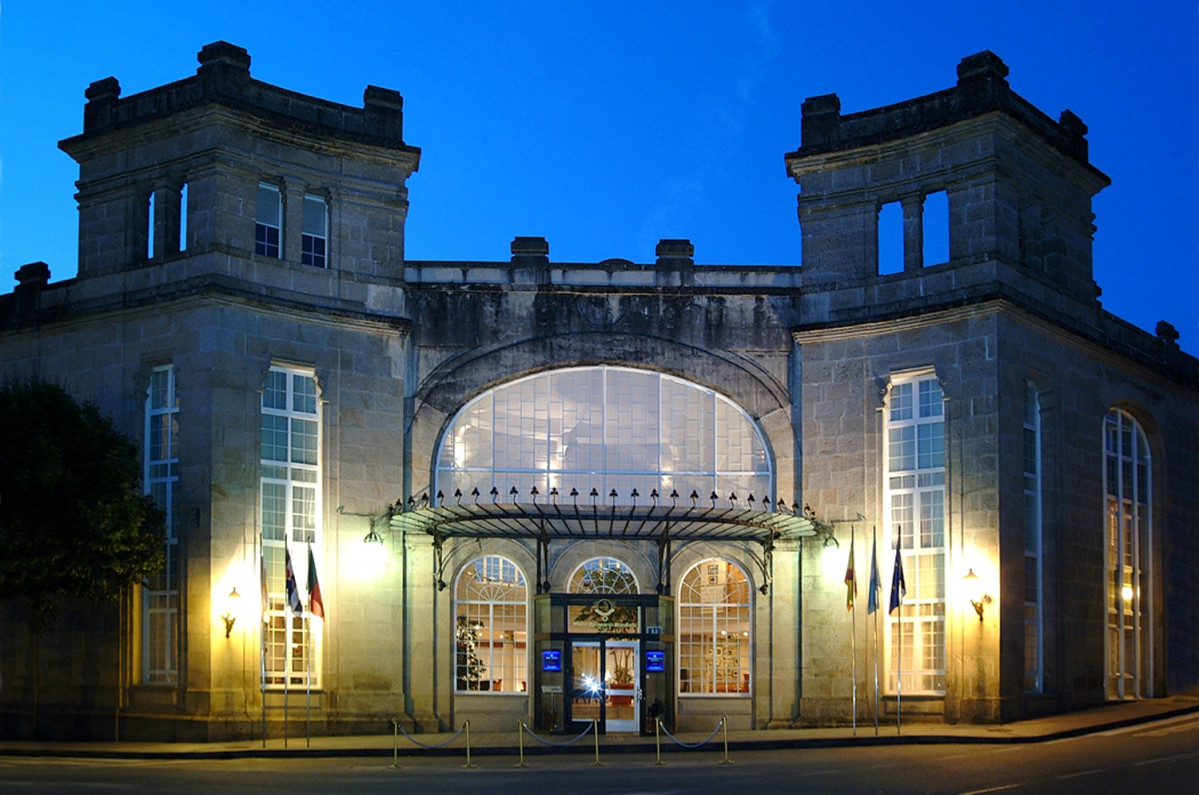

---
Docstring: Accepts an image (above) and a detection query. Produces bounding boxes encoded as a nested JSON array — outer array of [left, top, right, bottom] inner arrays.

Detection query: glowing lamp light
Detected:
[[963, 568, 991, 622], [220, 586, 242, 638]]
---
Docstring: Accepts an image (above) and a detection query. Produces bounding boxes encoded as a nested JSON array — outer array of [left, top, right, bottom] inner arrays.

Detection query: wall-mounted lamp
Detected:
[[221, 586, 242, 638], [363, 524, 384, 545], [963, 569, 991, 621]]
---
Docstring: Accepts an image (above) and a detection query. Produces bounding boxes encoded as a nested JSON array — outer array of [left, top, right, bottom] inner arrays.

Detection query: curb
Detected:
[[2, 702, 1197, 761]]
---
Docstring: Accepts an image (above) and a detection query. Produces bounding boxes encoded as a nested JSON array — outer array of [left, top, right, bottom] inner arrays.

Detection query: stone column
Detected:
[[901, 193, 924, 272]]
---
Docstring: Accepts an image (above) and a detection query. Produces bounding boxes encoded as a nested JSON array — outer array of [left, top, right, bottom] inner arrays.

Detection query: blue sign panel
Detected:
[[542, 649, 562, 672], [646, 650, 665, 672]]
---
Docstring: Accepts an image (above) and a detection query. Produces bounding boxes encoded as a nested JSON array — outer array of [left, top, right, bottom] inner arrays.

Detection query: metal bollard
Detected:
[[515, 719, 529, 768], [391, 718, 400, 769], [592, 718, 602, 766], [463, 720, 476, 769], [718, 715, 733, 765], [654, 716, 664, 765]]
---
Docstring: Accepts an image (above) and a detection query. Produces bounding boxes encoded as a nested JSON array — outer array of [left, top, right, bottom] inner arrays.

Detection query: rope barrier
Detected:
[[519, 719, 595, 747], [516, 719, 600, 768], [391, 719, 471, 769], [396, 722, 467, 748], [656, 717, 725, 749]]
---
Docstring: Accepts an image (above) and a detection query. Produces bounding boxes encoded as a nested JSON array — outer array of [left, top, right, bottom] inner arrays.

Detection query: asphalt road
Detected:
[[3, 712, 1198, 793]]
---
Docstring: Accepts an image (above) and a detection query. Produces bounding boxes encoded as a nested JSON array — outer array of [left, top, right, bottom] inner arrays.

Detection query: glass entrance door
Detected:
[[570, 640, 640, 732]]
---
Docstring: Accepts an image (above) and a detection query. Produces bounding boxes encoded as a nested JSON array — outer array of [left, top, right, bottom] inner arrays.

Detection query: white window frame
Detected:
[[260, 365, 322, 689], [454, 555, 528, 694], [677, 559, 752, 697], [1104, 408, 1153, 700], [255, 182, 282, 258], [435, 366, 773, 509], [567, 557, 640, 595], [883, 372, 946, 695], [143, 365, 179, 685], [301, 193, 328, 268]]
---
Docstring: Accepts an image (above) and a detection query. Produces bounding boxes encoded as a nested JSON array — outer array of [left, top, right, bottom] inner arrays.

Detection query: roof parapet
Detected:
[[794, 51, 1091, 166], [69, 41, 416, 153]]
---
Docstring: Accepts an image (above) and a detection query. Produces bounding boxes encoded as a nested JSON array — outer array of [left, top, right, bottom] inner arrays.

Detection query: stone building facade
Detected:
[[1, 43, 1196, 740]]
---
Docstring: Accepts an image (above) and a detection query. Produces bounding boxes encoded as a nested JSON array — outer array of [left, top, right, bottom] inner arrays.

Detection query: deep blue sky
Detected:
[[2, 2, 1196, 353]]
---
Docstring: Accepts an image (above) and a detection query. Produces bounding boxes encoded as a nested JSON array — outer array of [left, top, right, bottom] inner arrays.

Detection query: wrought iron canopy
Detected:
[[387, 491, 817, 543]]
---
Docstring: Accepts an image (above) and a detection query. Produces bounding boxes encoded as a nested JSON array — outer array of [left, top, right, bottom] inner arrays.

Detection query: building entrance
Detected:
[[533, 592, 673, 736], [569, 639, 640, 732]]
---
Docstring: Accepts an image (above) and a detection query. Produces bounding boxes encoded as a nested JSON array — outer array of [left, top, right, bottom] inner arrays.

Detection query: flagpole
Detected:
[[284, 601, 290, 749], [895, 528, 902, 736], [306, 542, 312, 749], [305, 609, 311, 748], [260, 553, 267, 748], [871, 526, 880, 736], [850, 526, 857, 736], [283, 543, 291, 749]]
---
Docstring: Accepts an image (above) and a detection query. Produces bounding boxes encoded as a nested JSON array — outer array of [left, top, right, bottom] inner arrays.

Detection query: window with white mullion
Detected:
[[454, 555, 528, 693], [255, 183, 282, 258], [143, 365, 179, 685], [260, 366, 322, 689], [884, 375, 946, 695], [436, 366, 771, 508], [1104, 408, 1152, 700], [677, 560, 752, 696], [301, 193, 328, 268]]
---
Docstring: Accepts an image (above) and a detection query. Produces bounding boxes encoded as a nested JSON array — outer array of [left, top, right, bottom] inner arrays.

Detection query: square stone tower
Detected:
[[787, 51, 1110, 327], [59, 41, 420, 281]]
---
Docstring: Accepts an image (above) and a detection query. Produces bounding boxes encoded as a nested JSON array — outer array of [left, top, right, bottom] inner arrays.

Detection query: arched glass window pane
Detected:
[[678, 560, 751, 696], [1104, 408, 1152, 699], [455, 555, 528, 693], [437, 367, 772, 505], [568, 557, 639, 595]]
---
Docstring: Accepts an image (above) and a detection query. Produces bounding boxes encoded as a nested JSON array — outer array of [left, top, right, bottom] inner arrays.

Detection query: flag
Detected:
[[285, 547, 303, 615], [260, 554, 270, 624], [867, 534, 881, 615], [889, 542, 906, 615], [844, 536, 856, 611], [307, 547, 325, 619]]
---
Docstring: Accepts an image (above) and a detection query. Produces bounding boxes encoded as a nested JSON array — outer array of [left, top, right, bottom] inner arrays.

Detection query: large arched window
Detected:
[[437, 367, 772, 506], [1104, 408, 1153, 699], [678, 560, 751, 695], [455, 555, 528, 693], [568, 557, 639, 595]]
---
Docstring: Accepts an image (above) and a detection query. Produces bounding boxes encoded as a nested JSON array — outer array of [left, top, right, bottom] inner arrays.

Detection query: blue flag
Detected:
[[889, 542, 906, 615], [285, 547, 303, 615], [867, 535, 882, 615]]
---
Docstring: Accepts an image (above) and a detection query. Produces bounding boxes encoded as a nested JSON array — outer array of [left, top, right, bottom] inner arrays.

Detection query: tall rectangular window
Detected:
[[261, 366, 321, 688], [301, 194, 328, 268], [1104, 409, 1152, 699], [147, 190, 158, 260], [143, 365, 179, 685], [877, 200, 904, 275], [1024, 384, 1043, 693], [885, 375, 946, 694], [178, 182, 188, 253], [255, 183, 282, 258]]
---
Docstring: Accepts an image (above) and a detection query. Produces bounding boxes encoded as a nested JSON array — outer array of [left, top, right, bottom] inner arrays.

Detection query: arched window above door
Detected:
[[568, 557, 639, 595], [437, 366, 772, 506]]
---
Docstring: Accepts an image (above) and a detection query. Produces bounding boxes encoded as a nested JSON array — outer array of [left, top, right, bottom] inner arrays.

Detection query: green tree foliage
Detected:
[[0, 380, 165, 630]]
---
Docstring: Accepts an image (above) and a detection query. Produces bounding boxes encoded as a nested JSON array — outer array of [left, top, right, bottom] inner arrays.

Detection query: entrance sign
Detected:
[[542, 649, 562, 672], [646, 650, 665, 672]]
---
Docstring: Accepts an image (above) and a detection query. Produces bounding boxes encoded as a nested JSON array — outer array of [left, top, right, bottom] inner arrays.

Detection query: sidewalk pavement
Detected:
[[2, 697, 1198, 760]]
